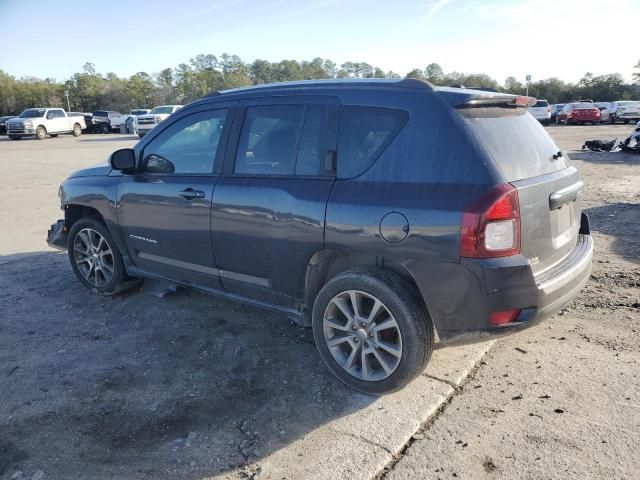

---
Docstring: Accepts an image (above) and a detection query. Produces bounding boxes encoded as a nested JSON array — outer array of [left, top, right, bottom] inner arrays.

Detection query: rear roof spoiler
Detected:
[[435, 86, 537, 108], [460, 94, 537, 108]]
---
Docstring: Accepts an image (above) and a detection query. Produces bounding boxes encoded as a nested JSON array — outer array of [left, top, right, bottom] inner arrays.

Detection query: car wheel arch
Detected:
[[302, 249, 431, 329]]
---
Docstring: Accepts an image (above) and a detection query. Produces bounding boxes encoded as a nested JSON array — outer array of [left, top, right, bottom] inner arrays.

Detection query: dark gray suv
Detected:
[[47, 79, 593, 394]]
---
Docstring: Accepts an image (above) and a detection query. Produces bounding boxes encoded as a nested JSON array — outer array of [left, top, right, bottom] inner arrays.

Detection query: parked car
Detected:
[[550, 104, 566, 123], [7, 108, 86, 140], [124, 109, 151, 134], [136, 105, 183, 138], [0, 115, 17, 135], [594, 102, 611, 123], [608, 101, 640, 124], [46, 79, 592, 394], [556, 103, 601, 125], [527, 99, 551, 125], [91, 110, 126, 133]]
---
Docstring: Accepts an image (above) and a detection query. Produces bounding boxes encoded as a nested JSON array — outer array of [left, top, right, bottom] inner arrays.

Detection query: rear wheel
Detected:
[[35, 126, 47, 140], [100, 123, 110, 134], [67, 217, 127, 295], [72, 123, 82, 137], [312, 268, 433, 395]]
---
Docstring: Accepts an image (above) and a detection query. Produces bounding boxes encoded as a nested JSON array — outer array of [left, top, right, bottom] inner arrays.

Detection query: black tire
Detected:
[[67, 217, 127, 295], [623, 120, 630, 124], [609, 116, 615, 124], [138, 133, 145, 139], [35, 126, 47, 140], [312, 268, 433, 395], [50, 134, 58, 138], [72, 123, 82, 137], [9, 135, 20, 140], [100, 123, 110, 134]]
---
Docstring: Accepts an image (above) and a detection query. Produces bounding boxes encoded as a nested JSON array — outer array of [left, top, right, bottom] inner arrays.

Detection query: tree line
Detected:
[[1, 54, 638, 115]]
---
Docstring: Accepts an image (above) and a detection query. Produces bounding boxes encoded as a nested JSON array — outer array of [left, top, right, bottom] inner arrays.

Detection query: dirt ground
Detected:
[[0, 125, 638, 480]]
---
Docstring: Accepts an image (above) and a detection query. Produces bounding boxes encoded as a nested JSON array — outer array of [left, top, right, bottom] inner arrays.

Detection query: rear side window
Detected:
[[235, 105, 303, 175], [461, 107, 568, 181], [337, 106, 409, 178], [296, 105, 338, 176], [533, 100, 548, 107]]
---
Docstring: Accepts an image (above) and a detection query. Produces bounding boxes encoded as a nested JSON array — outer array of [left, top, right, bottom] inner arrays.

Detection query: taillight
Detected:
[[490, 309, 520, 326], [547, 106, 550, 112], [460, 184, 521, 258]]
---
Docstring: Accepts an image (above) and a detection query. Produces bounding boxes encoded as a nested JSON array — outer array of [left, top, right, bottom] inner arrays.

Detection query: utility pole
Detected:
[[64, 90, 71, 112], [525, 74, 531, 96]]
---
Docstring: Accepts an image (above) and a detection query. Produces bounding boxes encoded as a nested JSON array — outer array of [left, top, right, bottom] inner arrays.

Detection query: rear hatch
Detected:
[[458, 101, 582, 274], [527, 100, 550, 119]]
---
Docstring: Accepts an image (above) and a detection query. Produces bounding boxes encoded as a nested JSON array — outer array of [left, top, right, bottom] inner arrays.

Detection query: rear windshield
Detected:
[[93, 111, 108, 117], [571, 103, 596, 109], [532, 100, 548, 107], [461, 107, 568, 182], [19, 109, 46, 118]]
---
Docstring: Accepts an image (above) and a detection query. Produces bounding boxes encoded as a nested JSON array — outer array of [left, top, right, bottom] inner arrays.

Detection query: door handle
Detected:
[[178, 188, 205, 200]]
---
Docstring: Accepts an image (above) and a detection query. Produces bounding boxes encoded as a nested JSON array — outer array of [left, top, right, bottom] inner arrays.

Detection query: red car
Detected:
[[556, 103, 601, 125]]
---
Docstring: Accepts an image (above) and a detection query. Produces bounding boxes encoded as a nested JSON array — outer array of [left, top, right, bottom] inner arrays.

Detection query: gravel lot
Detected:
[[0, 125, 638, 480]]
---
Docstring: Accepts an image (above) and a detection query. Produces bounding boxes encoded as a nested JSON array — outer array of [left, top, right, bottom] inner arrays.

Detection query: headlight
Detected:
[[24, 121, 33, 128]]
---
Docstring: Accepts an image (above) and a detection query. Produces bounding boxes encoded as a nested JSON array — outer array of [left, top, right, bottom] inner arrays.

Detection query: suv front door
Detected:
[[211, 96, 339, 309], [116, 105, 233, 288]]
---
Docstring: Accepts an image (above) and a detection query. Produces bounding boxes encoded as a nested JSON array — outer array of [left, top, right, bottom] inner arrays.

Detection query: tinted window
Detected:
[[337, 106, 409, 178], [461, 107, 568, 182], [235, 105, 303, 175], [150, 106, 175, 114], [19, 109, 46, 118], [93, 111, 108, 117], [296, 105, 338, 176], [142, 109, 227, 175], [533, 100, 549, 107]]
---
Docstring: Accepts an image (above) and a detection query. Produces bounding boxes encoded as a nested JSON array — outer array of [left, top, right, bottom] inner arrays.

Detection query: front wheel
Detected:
[[35, 126, 47, 140], [312, 269, 433, 395], [67, 217, 127, 295]]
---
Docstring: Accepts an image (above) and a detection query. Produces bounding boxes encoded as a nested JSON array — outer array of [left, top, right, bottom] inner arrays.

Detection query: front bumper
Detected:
[[47, 219, 68, 250], [408, 214, 593, 346]]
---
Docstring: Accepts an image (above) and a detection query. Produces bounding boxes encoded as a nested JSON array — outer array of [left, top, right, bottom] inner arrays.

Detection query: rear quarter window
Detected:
[[337, 106, 408, 179], [461, 107, 568, 181]]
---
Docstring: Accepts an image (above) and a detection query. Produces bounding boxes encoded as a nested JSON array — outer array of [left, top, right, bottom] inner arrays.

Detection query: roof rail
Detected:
[[204, 78, 435, 98]]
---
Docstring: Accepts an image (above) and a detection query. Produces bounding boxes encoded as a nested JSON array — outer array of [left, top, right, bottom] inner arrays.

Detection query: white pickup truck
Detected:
[[136, 105, 183, 138], [7, 108, 86, 140]]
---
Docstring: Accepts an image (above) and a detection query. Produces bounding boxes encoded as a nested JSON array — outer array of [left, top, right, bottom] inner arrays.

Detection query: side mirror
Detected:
[[109, 148, 136, 171]]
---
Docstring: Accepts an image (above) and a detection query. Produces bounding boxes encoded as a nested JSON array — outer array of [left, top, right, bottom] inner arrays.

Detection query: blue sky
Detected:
[[0, 0, 637, 84]]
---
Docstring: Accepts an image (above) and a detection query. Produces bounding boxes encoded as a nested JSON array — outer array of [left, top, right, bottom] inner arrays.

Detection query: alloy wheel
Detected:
[[323, 290, 402, 382], [73, 228, 114, 287]]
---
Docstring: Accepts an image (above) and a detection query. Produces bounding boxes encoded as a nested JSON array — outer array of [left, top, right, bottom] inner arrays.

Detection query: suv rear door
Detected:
[[211, 95, 339, 308], [461, 107, 582, 273]]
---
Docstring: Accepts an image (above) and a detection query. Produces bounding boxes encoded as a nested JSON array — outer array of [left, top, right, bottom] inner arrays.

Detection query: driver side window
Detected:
[[142, 109, 228, 175]]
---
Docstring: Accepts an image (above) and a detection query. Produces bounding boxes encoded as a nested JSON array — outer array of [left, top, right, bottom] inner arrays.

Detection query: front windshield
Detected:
[[150, 106, 174, 115], [19, 108, 46, 118]]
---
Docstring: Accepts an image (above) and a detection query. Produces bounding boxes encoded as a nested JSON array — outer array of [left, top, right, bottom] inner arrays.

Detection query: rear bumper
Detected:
[[408, 215, 593, 346], [47, 219, 68, 250]]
